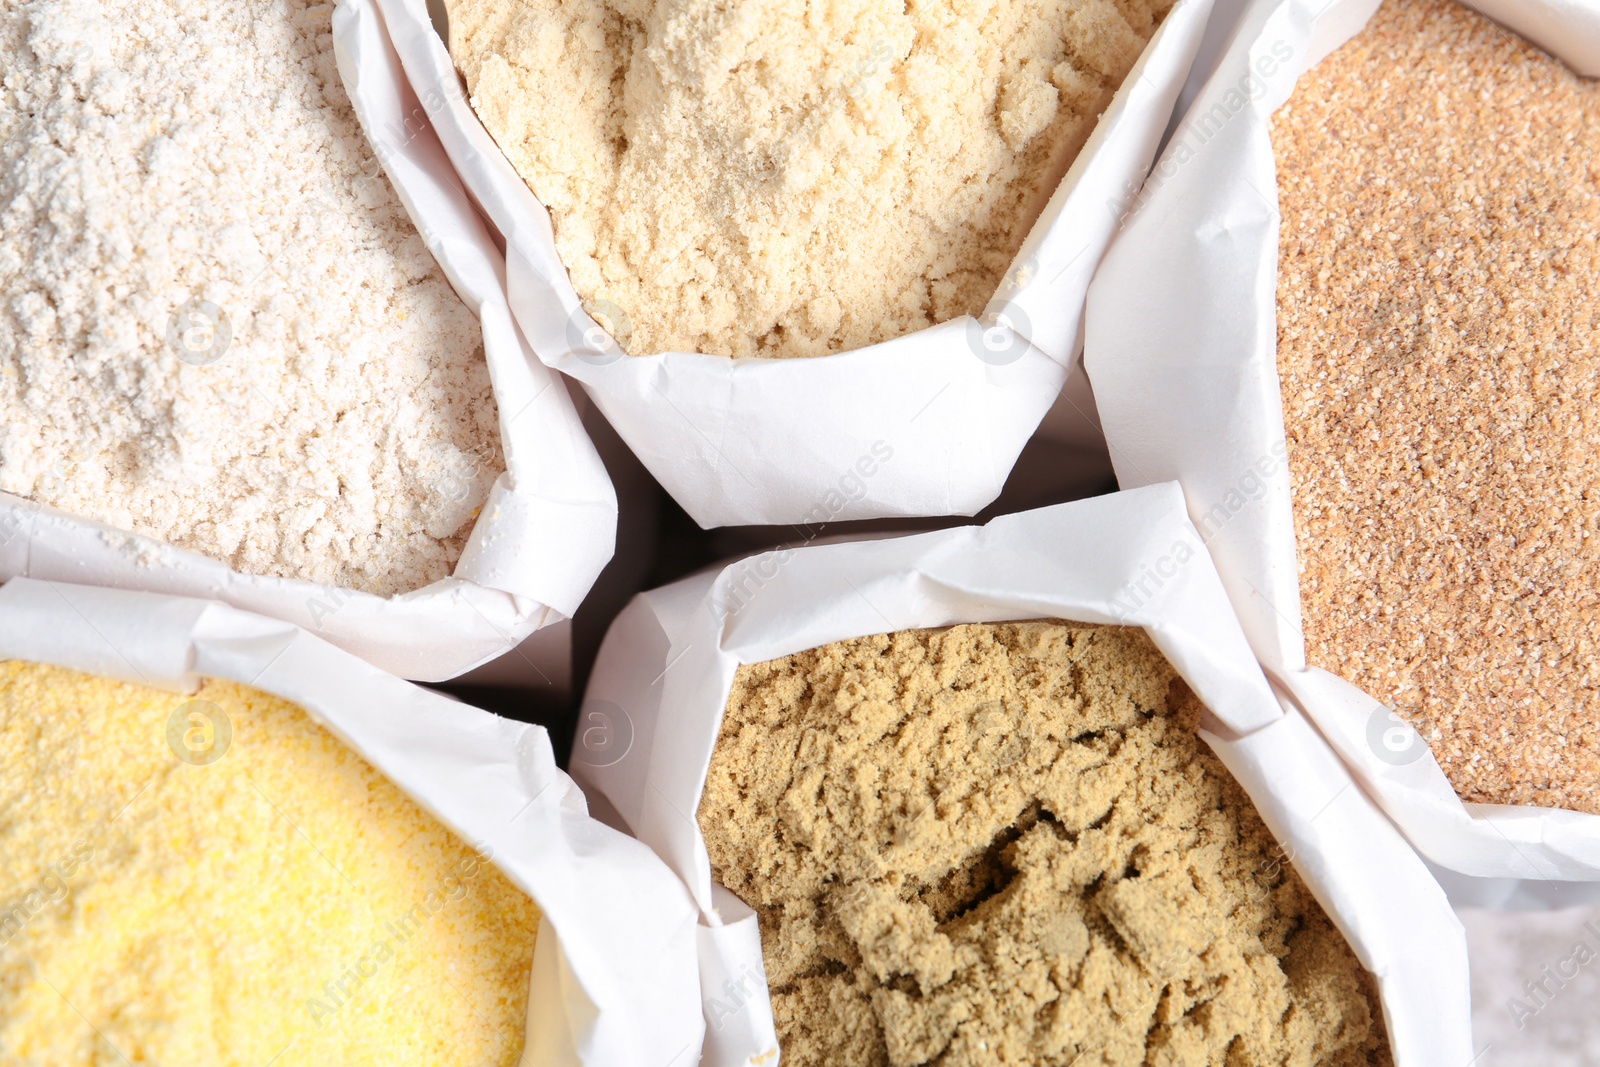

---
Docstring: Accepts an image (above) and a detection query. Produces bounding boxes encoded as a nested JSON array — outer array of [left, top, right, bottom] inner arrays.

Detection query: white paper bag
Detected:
[[0, 577, 702, 1067], [344, 0, 1215, 528], [0, 1, 619, 684], [571, 484, 1471, 1067], [1084, 0, 1600, 900]]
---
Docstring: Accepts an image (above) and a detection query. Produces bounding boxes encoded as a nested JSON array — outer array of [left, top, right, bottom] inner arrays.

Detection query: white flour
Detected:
[[0, 0, 503, 596]]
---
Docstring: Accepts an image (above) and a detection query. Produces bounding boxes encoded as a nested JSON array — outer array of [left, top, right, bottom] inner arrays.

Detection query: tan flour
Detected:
[[1273, 0, 1600, 812], [448, 0, 1169, 359], [701, 621, 1389, 1066], [0, 0, 503, 596]]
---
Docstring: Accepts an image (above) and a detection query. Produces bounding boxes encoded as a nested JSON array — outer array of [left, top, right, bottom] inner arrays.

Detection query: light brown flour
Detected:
[[1273, 0, 1600, 812], [0, 0, 502, 596], [701, 622, 1389, 1066], [448, 0, 1169, 359]]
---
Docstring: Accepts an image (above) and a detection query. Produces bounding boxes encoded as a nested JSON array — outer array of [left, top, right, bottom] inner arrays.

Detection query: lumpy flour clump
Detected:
[[0, 0, 502, 595], [701, 622, 1390, 1066], [448, 0, 1169, 358]]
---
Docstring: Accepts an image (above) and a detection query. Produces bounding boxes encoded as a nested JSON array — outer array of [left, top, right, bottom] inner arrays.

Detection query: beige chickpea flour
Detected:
[[0, 0, 503, 596], [700, 622, 1390, 1066], [447, 0, 1170, 359], [1274, 0, 1600, 813], [0, 661, 541, 1066]]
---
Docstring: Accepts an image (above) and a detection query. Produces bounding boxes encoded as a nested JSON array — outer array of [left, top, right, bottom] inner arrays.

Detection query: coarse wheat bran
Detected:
[[0, 661, 541, 1066], [448, 0, 1169, 359], [700, 621, 1389, 1066], [0, 0, 502, 596], [1273, 0, 1600, 812]]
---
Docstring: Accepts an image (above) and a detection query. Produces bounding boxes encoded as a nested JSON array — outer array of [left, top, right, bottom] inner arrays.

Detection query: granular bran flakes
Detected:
[[448, 0, 1170, 359], [1273, 0, 1600, 813], [701, 622, 1389, 1066]]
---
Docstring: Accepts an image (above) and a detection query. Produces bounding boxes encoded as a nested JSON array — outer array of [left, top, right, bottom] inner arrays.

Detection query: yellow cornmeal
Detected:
[[0, 661, 540, 1067]]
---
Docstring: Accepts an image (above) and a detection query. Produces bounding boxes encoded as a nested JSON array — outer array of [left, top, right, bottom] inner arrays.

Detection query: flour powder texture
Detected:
[[448, 0, 1171, 358], [0, 0, 503, 595]]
